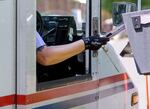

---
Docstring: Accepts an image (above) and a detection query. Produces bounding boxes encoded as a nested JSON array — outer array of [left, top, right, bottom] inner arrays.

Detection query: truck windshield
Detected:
[[100, 0, 136, 33]]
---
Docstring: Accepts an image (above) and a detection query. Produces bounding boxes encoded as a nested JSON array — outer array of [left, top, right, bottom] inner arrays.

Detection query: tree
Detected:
[[102, 0, 150, 13]]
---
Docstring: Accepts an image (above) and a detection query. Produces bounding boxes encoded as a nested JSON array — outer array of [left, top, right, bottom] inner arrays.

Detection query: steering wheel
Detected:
[[36, 11, 57, 39], [36, 11, 44, 36]]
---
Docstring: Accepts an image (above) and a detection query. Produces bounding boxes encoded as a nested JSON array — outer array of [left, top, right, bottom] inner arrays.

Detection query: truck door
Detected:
[[0, 0, 16, 108]]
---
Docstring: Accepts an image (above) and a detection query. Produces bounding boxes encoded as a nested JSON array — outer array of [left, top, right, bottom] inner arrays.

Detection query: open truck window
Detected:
[[36, 0, 90, 91]]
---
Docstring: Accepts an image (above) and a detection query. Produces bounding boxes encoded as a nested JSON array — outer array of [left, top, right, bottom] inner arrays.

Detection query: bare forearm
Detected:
[[37, 39, 85, 65]]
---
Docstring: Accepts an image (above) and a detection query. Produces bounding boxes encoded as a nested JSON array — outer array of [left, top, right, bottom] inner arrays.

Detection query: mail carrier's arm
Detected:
[[36, 32, 109, 66], [37, 40, 85, 65]]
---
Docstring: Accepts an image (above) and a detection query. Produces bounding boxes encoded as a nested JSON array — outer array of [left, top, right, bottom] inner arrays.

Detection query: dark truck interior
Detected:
[[36, 12, 87, 88]]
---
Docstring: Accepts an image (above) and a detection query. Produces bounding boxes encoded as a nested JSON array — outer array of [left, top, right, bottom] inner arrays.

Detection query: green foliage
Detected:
[[142, 0, 150, 9], [102, 0, 150, 12]]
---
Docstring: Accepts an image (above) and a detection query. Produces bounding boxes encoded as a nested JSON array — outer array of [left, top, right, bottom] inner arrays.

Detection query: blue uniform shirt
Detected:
[[36, 32, 46, 49]]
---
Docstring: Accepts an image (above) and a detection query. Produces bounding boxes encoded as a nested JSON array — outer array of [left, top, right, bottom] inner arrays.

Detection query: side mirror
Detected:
[[112, 2, 137, 26]]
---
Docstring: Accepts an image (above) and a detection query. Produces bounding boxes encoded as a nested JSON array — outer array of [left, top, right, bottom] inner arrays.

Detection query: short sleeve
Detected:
[[36, 32, 46, 49]]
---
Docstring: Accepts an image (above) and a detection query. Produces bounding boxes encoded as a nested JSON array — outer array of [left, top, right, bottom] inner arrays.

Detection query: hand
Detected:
[[82, 36, 109, 50]]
